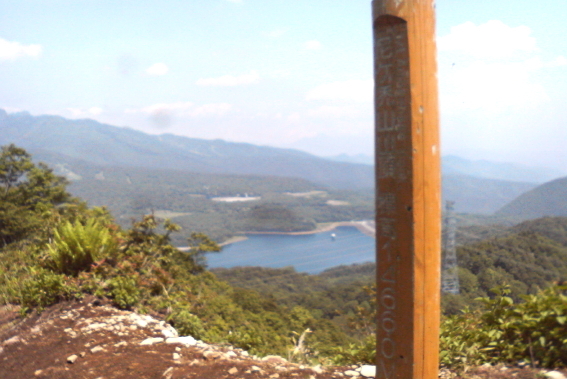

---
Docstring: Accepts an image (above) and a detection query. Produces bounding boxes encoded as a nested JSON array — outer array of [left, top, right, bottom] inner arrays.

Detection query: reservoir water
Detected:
[[206, 226, 375, 274]]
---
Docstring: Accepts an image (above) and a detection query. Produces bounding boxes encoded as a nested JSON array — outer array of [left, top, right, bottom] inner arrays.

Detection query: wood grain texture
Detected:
[[373, 0, 441, 378]]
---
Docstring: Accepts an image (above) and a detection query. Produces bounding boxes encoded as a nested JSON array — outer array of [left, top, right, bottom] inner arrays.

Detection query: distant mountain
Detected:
[[0, 109, 373, 190], [443, 174, 537, 214], [496, 176, 567, 220], [442, 155, 565, 184], [324, 153, 373, 166]]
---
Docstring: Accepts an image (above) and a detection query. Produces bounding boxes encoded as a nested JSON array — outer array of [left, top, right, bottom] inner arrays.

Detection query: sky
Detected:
[[1, 0, 567, 171]]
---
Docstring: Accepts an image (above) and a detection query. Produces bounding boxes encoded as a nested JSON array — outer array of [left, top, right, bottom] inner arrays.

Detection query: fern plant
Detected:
[[46, 218, 118, 275]]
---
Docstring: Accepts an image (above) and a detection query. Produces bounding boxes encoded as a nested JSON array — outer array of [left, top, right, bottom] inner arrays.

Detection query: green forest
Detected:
[[3, 144, 567, 371], [65, 164, 375, 244]]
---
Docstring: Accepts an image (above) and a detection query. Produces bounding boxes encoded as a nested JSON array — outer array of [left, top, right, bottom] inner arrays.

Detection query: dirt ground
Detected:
[[0, 298, 564, 379]]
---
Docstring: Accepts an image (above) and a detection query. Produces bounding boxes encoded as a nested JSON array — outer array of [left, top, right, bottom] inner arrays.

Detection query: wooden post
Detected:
[[373, 1, 441, 379]]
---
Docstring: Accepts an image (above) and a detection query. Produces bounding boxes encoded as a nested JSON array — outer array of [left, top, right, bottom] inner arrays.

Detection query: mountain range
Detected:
[[3, 109, 564, 216], [0, 109, 372, 190]]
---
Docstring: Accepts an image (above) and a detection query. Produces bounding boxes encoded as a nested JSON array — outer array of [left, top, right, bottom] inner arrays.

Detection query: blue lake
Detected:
[[206, 226, 375, 274]]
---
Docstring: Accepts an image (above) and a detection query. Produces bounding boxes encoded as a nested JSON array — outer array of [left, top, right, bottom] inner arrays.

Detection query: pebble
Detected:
[[165, 336, 197, 346], [140, 337, 164, 345], [359, 365, 376, 378], [67, 354, 78, 364], [344, 370, 360, 377], [545, 371, 567, 379], [228, 367, 238, 375]]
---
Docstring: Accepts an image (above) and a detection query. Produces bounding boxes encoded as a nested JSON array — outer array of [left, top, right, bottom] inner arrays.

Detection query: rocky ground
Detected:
[[0, 297, 565, 379]]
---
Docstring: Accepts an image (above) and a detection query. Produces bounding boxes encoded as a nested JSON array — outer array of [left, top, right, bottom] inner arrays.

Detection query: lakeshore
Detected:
[[208, 225, 376, 274], [219, 220, 376, 246]]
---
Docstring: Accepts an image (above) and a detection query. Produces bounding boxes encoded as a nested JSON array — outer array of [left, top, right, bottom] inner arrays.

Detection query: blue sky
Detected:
[[1, 0, 567, 171]]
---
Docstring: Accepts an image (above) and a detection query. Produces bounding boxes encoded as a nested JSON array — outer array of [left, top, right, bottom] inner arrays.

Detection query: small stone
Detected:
[[114, 341, 128, 347], [312, 365, 323, 374], [545, 371, 567, 379], [34, 369, 43, 376], [241, 351, 249, 357], [162, 328, 178, 338], [79, 352, 86, 357], [225, 351, 237, 358], [165, 336, 197, 346], [203, 351, 222, 360], [251, 366, 262, 373], [262, 355, 287, 365], [140, 337, 164, 345], [4, 336, 22, 345], [269, 374, 280, 379], [344, 370, 360, 377], [228, 367, 238, 375], [67, 354, 78, 364], [359, 365, 376, 378], [173, 353, 181, 360], [90, 346, 104, 353], [163, 367, 174, 379]]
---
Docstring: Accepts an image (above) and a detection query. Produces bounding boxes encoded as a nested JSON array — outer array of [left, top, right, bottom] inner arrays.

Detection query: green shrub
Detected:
[[108, 276, 140, 309], [20, 267, 76, 311], [329, 334, 376, 365], [167, 307, 206, 339], [47, 218, 118, 276], [440, 285, 567, 371]]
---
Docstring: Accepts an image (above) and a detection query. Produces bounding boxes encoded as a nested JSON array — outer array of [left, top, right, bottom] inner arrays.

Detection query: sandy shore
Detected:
[[219, 220, 375, 246], [182, 221, 375, 249], [219, 235, 249, 246]]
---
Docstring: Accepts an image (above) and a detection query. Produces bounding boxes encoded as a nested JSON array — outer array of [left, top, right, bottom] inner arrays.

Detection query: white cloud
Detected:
[[438, 20, 537, 59], [131, 101, 232, 118], [306, 79, 373, 103], [307, 105, 359, 118], [140, 101, 194, 114], [145, 62, 169, 76], [196, 70, 259, 86], [67, 107, 104, 118], [440, 59, 549, 114], [303, 40, 322, 50], [287, 112, 301, 122], [1, 106, 22, 113], [190, 103, 233, 117], [437, 21, 567, 116], [0, 38, 42, 61]]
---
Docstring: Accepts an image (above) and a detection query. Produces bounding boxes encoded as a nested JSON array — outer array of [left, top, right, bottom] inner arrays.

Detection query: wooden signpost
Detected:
[[373, 1, 441, 378]]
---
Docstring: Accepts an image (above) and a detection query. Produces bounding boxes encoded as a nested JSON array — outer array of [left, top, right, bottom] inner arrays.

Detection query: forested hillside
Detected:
[[0, 110, 374, 189], [4, 144, 567, 371], [61, 163, 374, 244], [496, 176, 567, 219], [0, 144, 361, 361]]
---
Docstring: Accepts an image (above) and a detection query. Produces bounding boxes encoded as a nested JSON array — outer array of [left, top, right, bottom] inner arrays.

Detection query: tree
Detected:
[[0, 144, 73, 246]]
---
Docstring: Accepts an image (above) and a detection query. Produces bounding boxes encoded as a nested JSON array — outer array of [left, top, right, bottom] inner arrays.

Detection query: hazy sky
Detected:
[[1, 0, 566, 171]]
